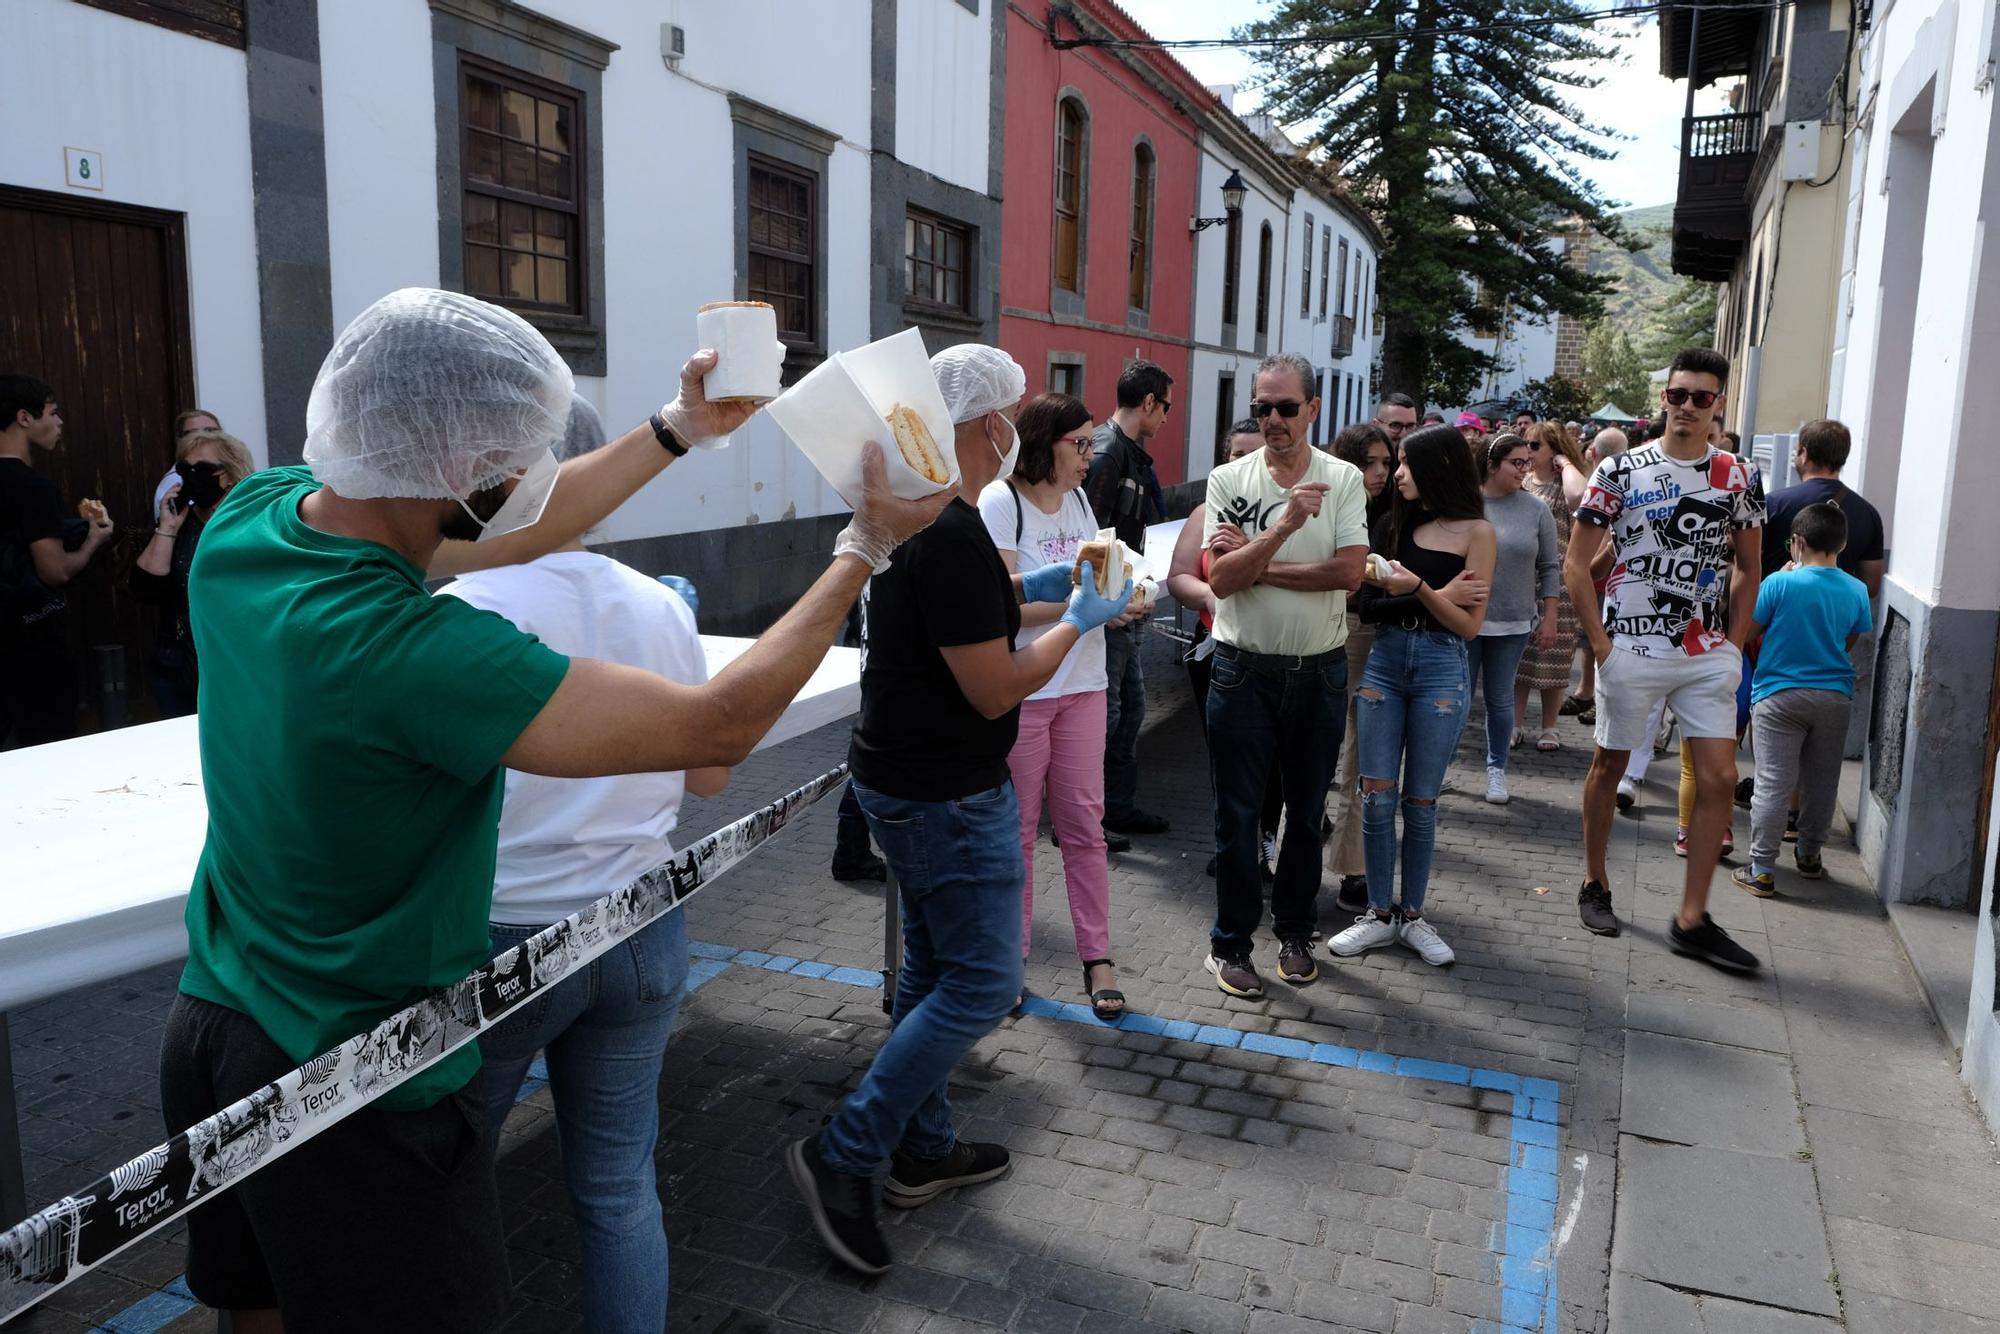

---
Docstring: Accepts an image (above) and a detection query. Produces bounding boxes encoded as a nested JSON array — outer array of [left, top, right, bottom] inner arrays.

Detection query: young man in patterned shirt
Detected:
[[1564, 348, 1765, 969]]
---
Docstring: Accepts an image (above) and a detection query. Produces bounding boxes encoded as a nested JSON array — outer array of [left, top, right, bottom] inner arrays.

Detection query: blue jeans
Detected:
[[1206, 645, 1348, 955], [1357, 627, 1470, 915], [1466, 632, 1531, 770], [1103, 623, 1146, 818], [825, 779, 1024, 1175], [479, 911, 688, 1334]]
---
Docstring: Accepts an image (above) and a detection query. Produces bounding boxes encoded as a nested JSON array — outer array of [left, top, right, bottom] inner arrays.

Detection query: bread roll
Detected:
[[1072, 540, 1113, 594], [887, 403, 949, 485]]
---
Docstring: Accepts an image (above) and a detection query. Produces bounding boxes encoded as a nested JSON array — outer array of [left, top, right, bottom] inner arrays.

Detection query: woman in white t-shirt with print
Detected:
[[977, 392, 1126, 1021]]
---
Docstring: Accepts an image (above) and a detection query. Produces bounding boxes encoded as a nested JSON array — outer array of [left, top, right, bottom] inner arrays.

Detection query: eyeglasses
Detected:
[[1663, 387, 1721, 409], [1373, 417, 1410, 433], [1250, 400, 1303, 419], [1504, 457, 1533, 471], [1061, 435, 1094, 456]]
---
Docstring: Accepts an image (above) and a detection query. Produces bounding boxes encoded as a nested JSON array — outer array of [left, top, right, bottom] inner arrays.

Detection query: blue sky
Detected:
[[1118, 0, 1711, 212]]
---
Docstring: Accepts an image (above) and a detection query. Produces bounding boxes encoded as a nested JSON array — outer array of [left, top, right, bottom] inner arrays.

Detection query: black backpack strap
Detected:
[[1009, 479, 1024, 545]]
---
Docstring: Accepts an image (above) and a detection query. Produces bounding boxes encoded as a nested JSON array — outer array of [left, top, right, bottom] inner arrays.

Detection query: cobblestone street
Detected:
[[9, 631, 2000, 1333]]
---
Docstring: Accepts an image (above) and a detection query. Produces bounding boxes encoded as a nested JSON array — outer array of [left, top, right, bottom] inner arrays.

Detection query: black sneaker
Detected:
[[786, 1135, 891, 1275], [1205, 952, 1265, 998], [1734, 776, 1755, 809], [1560, 694, 1591, 717], [1783, 812, 1799, 843], [1335, 875, 1369, 914], [1276, 937, 1318, 985], [830, 853, 887, 884], [885, 1140, 1010, 1209], [1052, 829, 1132, 853], [1577, 701, 1596, 726], [1103, 808, 1170, 835], [1578, 881, 1619, 936], [1669, 913, 1761, 972], [1794, 850, 1825, 880]]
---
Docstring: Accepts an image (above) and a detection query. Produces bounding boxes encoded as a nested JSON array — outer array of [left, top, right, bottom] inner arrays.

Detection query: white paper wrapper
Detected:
[[764, 328, 958, 505], [697, 303, 787, 403]]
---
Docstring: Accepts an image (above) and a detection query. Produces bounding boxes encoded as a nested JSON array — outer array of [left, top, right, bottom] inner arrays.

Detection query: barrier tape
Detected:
[[0, 764, 849, 1321]]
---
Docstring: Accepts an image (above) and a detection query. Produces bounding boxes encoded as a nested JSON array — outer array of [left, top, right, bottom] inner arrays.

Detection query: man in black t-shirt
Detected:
[[788, 345, 1132, 1278], [0, 373, 114, 748]]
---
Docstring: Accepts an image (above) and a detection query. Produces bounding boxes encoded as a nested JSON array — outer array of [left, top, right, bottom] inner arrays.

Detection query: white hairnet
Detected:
[[303, 288, 574, 500], [557, 395, 607, 463], [931, 344, 1026, 424]]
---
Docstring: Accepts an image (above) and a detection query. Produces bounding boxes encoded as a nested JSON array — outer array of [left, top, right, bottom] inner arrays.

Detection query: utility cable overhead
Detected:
[[1048, 0, 1799, 52]]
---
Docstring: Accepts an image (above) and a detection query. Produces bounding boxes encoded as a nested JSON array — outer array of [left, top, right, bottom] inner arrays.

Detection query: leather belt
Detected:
[[1212, 641, 1344, 673]]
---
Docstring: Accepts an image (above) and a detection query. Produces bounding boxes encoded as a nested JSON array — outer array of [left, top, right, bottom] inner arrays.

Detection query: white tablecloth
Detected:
[[0, 637, 859, 1012]]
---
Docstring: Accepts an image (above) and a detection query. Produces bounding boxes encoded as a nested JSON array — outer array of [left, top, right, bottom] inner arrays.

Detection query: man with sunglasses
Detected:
[[1565, 347, 1765, 970], [1200, 354, 1369, 997], [1086, 360, 1174, 837]]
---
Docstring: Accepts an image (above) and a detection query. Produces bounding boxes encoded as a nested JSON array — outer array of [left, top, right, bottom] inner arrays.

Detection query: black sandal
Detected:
[[1081, 959, 1125, 1022]]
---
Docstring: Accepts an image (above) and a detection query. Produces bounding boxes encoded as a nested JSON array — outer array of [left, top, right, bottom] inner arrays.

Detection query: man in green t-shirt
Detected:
[[158, 289, 947, 1332]]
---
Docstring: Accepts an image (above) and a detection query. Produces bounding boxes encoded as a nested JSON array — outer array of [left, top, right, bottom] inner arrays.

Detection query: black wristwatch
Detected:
[[649, 410, 689, 457]]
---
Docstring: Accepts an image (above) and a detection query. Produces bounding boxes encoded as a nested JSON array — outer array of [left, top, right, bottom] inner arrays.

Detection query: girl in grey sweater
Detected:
[[1469, 433, 1560, 803]]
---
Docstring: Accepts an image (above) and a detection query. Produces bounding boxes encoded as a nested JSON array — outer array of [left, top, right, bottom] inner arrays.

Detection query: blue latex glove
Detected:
[[1060, 561, 1134, 635], [656, 574, 699, 617], [1019, 559, 1077, 605]]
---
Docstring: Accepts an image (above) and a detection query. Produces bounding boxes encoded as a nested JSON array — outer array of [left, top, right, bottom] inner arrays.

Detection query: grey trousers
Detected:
[[1749, 687, 1851, 867]]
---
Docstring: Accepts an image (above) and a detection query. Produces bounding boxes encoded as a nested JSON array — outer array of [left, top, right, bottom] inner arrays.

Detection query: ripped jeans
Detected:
[[1356, 626, 1471, 915]]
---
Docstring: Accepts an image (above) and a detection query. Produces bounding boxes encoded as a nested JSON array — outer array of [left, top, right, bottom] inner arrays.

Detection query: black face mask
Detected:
[[175, 462, 226, 511]]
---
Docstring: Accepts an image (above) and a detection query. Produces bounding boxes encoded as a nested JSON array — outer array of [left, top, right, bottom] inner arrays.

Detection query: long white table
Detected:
[[0, 636, 859, 1225]]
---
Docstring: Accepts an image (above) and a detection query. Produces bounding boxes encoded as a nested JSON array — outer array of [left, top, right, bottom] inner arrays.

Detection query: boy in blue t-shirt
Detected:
[[1734, 501, 1873, 895]]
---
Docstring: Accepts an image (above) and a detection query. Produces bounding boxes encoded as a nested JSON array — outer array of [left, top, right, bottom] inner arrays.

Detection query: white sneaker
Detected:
[[1616, 777, 1637, 811], [1399, 916, 1456, 966], [1328, 913, 1400, 957], [1485, 767, 1509, 804]]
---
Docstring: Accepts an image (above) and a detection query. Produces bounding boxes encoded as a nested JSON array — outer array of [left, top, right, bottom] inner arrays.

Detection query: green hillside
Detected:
[[1590, 203, 1717, 362]]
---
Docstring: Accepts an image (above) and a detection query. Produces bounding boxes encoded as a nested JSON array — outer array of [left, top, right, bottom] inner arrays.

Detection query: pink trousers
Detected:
[[1006, 690, 1112, 963]]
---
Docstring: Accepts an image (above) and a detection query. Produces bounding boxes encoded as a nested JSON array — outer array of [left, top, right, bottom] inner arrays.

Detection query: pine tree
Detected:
[[1579, 320, 1651, 414], [1641, 277, 1722, 366], [1243, 0, 1634, 400]]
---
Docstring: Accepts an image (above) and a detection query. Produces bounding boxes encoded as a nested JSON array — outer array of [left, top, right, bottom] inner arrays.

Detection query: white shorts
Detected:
[[1594, 643, 1743, 752]]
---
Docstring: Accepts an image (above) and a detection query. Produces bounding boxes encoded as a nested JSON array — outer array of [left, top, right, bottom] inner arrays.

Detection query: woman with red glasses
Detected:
[[1514, 420, 1591, 750]]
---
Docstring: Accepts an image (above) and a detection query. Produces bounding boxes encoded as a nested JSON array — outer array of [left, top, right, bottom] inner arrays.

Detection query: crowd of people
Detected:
[[0, 296, 1888, 1326]]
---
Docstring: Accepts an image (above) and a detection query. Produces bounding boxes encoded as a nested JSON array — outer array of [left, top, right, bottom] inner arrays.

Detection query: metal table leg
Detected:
[[881, 868, 900, 1016], [0, 1011, 25, 1228]]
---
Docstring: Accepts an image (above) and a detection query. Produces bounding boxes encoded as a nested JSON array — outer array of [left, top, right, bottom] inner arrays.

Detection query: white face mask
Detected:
[[457, 447, 560, 542], [991, 414, 1021, 482]]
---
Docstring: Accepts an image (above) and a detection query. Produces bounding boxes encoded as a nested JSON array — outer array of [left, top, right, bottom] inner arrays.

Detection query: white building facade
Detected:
[[1821, 0, 2000, 1127], [1182, 99, 1381, 487], [2, 0, 1002, 637]]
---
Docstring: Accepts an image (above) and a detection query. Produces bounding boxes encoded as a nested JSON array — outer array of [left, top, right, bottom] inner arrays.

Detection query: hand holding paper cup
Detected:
[[697, 302, 786, 405]]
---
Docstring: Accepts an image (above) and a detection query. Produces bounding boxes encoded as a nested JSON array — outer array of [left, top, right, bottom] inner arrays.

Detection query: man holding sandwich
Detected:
[[787, 344, 1133, 1276], [158, 288, 949, 1332]]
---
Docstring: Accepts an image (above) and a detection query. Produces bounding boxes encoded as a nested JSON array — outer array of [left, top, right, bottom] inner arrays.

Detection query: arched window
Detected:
[[1054, 98, 1087, 294], [1128, 144, 1154, 311], [1255, 222, 1273, 336]]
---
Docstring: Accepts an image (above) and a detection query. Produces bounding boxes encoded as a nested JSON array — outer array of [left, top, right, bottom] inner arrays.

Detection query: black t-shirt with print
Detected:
[[850, 498, 1023, 801], [1761, 478, 1884, 586], [0, 457, 68, 640]]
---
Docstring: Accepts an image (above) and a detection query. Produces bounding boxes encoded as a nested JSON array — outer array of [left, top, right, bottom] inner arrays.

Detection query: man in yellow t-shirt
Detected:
[[1200, 354, 1370, 999]]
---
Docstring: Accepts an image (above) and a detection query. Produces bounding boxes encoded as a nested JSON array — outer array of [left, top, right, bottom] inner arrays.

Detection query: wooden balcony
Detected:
[[1671, 111, 1758, 282]]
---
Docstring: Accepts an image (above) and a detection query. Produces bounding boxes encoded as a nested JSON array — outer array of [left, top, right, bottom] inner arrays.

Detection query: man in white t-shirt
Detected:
[[1200, 354, 1370, 999], [437, 397, 728, 1334], [1566, 347, 1764, 971]]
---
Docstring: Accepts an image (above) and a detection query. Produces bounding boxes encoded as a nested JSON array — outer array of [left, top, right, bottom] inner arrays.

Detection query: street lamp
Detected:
[[1191, 169, 1247, 232]]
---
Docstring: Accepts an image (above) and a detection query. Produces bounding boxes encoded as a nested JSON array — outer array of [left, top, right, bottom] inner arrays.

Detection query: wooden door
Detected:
[[0, 185, 195, 728]]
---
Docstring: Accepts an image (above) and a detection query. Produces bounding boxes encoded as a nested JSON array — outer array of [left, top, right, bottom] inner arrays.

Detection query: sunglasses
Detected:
[[1663, 387, 1721, 409], [1250, 400, 1303, 419]]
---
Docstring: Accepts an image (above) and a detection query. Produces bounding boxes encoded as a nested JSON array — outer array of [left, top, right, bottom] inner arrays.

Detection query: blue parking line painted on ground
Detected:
[[90, 1275, 196, 1333], [685, 941, 1568, 1334], [91, 941, 1569, 1334]]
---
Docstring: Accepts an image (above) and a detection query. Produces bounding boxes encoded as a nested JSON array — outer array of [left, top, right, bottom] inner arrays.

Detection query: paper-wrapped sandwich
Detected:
[[1072, 531, 1130, 595], [887, 403, 950, 485]]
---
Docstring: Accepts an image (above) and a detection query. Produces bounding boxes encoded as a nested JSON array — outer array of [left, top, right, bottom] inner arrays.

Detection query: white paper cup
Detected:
[[697, 301, 786, 404]]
